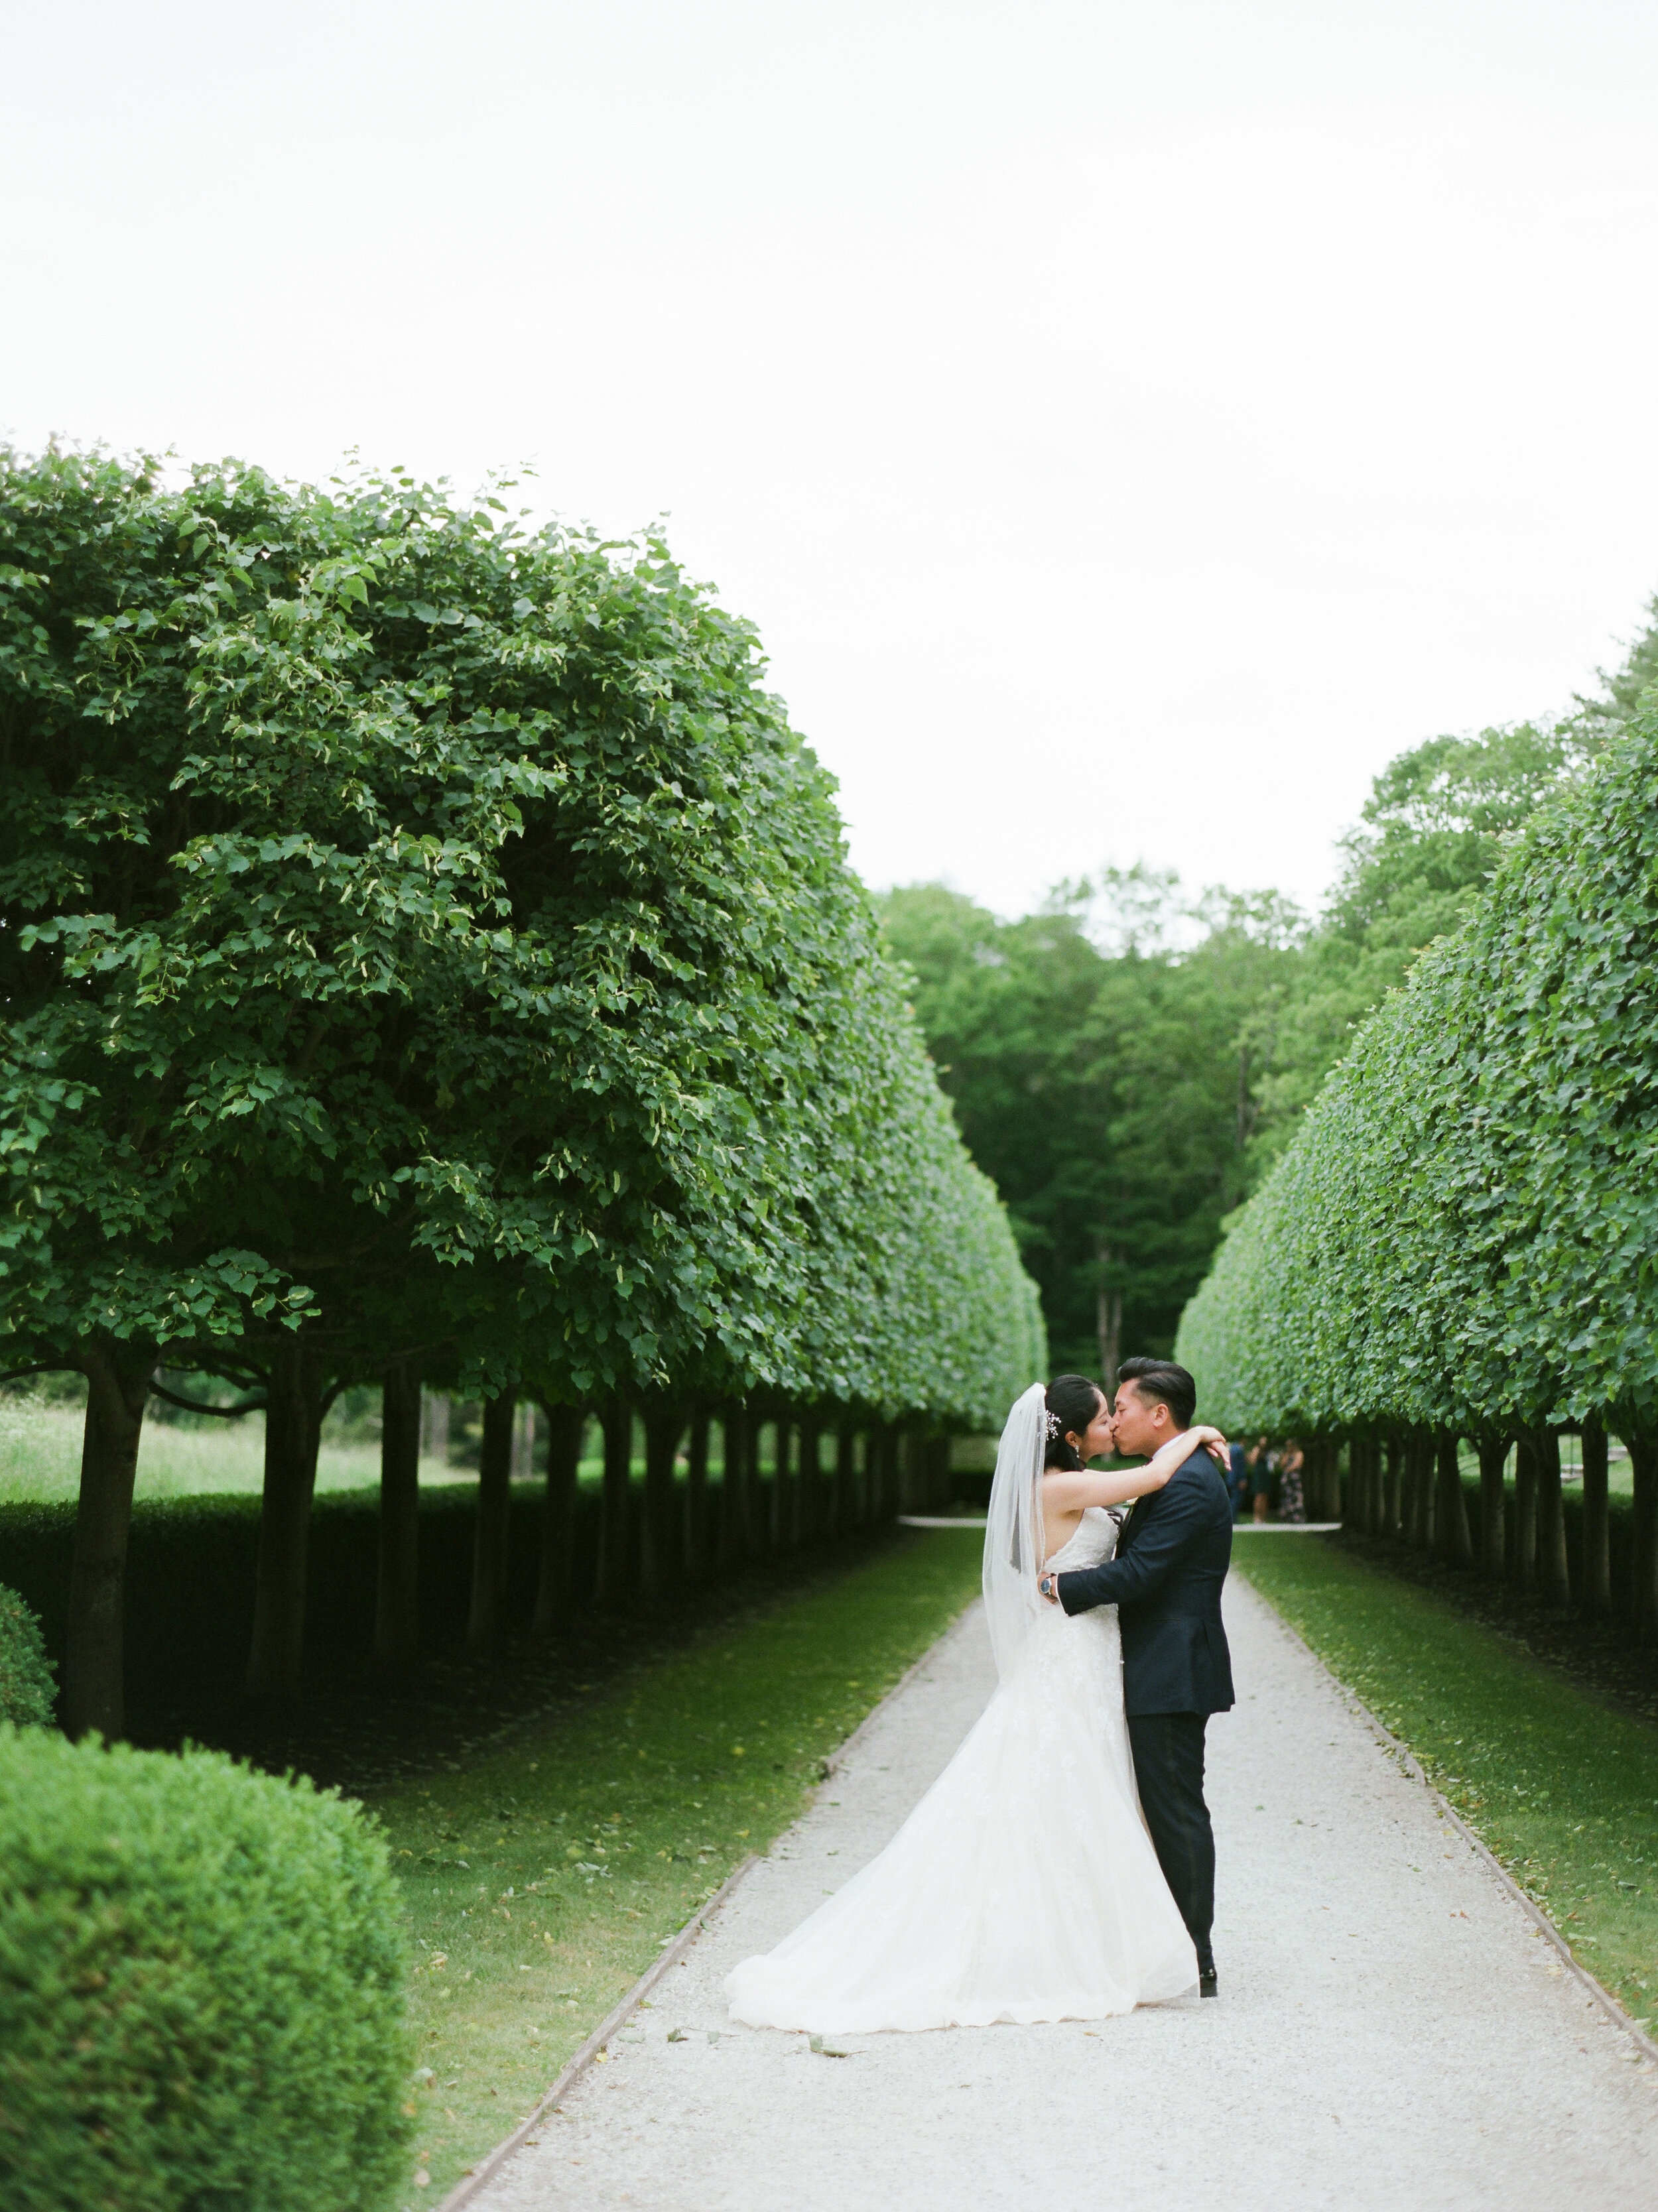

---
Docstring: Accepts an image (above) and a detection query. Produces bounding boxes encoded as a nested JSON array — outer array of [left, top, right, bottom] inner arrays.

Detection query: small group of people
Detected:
[[1226, 1435, 1306, 1523]]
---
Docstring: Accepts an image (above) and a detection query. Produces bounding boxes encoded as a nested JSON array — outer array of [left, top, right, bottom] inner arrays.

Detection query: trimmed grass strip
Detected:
[[1231, 1536, 1658, 2030]]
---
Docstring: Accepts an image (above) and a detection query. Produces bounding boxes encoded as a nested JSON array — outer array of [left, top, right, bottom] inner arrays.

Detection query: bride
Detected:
[[724, 1375, 1229, 2033]]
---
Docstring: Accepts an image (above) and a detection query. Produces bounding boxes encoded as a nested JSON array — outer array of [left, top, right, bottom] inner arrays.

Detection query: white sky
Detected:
[[7, 1, 1658, 920]]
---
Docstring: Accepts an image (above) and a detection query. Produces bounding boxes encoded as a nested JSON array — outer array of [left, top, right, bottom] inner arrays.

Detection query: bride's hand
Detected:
[[1190, 1422, 1230, 1469]]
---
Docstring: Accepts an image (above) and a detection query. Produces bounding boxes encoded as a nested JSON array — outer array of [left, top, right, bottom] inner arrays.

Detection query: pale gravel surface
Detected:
[[475, 1572, 1658, 2212]]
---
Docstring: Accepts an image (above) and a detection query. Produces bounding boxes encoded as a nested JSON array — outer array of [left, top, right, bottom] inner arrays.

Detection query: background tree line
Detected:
[[881, 594, 1658, 1381]]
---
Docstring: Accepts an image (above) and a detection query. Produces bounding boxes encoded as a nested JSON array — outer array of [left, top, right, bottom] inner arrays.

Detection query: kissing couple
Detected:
[[726, 1360, 1236, 2031]]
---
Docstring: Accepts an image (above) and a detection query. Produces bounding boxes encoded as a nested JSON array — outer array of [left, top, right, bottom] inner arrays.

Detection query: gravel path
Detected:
[[474, 1573, 1658, 2211]]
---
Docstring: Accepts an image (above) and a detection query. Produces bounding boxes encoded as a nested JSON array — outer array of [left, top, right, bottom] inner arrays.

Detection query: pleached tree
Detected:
[[1, 444, 1043, 1728]]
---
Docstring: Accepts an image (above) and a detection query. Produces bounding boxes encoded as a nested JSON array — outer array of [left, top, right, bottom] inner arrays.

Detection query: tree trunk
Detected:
[[833, 1422, 855, 1534], [1531, 1428, 1571, 1607], [1311, 1438, 1338, 1521], [745, 1411, 771, 1560], [901, 1424, 926, 1514], [467, 1392, 514, 1662], [420, 1388, 450, 1466], [596, 1399, 633, 1607], [797, 1414, 824, 1543], [1405, 1434, 1431, 1550], [1362, 1437, 1383, 1534], [1626, 1430, 1658, 1636], [1511, 1431, 1539, 1591], [715, 1406, 747, 1569], [1383, 1434, 1403, 1537], [373, 1357, 422, 1683], [533, 1404, 584, 1637], [245, 1336, 326, 1699], [1580, 1416, 1611, 1619], [1477, 1438, 1507, 1579], [640, 1400, 681, 1599], [1349, 1438, 1370, 1533], [931, 1432, 952, 1510], [1095, 1241, 1122, 1400], [511, 1400, 537, 1481], [773, 1418, 798, 1550], [1435, 1433, 1473, 1567], [683, 1413, 711, 1583], [63, 1340, 156, 1740]]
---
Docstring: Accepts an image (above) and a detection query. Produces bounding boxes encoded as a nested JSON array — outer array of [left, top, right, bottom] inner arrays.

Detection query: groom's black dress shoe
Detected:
[[1198, 1965, 1219, 2000]]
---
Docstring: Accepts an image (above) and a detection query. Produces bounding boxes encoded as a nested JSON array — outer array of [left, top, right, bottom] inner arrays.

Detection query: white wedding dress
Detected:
[[724, 1505, 1198, 2033]]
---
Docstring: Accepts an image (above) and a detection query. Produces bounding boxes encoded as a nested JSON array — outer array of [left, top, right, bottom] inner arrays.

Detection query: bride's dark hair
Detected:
[[1044, 1374, 1104, 1471]]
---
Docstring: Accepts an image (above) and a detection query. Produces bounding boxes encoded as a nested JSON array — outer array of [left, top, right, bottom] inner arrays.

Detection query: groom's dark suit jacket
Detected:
[[1058, 1445, 1235, 1717]]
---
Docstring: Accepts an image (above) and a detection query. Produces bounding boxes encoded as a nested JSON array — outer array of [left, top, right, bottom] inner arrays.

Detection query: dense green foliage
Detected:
[[1240, 719, 1593, 1178], [0, 1584, 54, 1726], [880, 876, 1298, 1369], [1232, 1538, 1658, 2030], [1179, 701, 1658, 1438], [378, 1523, 984, 2198], [0, 1727, 411, 2210], [0, 444, 1038, 1418]]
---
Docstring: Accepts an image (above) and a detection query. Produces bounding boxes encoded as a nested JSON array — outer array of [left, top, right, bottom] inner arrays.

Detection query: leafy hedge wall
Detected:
[[1177, 700, 1658, 1625], [1179, 700, 1658, 1440]]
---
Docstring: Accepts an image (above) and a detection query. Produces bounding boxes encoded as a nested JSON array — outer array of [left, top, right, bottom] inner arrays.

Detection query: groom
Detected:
[[1038, 1357, 1234, 1998]]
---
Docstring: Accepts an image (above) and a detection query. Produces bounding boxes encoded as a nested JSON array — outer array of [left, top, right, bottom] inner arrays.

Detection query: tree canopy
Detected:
[[1177, 698, 1658, 1441], [1, 444, 1044, 1729], [0, 444, 1040, 1425]]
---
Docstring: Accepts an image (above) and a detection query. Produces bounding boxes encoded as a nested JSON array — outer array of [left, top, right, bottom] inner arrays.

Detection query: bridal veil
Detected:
[[982, 1380, 1047, 1680]]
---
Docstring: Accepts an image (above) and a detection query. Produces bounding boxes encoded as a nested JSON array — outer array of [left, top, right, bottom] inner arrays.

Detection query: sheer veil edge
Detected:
[[981, 1381, 1048, 1681]]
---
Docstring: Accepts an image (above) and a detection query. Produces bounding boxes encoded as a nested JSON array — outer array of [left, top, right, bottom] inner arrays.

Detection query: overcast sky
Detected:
[[7, 1, 1658, 920]]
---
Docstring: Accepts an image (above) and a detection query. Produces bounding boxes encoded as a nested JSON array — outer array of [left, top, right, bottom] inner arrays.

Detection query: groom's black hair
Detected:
[[1117, 1357, 1196, 1432]]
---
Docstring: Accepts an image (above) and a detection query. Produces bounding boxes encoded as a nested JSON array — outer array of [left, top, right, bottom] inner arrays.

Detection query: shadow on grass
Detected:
[[122, 1526, 937, 1796]]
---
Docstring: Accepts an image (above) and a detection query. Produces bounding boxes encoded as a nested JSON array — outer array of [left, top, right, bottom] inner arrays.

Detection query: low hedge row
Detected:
[[0, 1585, 54, 1727], [0, 1481, 613, 1709], [0, 1727, 411, 2211]]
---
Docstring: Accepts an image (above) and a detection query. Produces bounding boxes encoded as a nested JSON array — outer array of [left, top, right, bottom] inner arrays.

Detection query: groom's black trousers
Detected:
[[1127, 1711, 1215, 1970]]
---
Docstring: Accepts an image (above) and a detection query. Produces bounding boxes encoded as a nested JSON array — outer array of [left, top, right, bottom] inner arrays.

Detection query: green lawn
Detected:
[[1231, 1535, 1658, 2029], [0, 1394, 397, 1502], [0, 1392, 680, 1504], [367, 1525, 984, 2199]]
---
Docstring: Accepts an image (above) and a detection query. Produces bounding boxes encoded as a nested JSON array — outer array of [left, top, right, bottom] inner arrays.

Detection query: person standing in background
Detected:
[[1277, 1440, 1306, 1524], [1227, 1440, 1251, 1520], [1249, 1438, 1273, 1524]]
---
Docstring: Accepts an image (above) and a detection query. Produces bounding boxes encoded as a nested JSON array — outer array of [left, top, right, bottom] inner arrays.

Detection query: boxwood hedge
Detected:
[[0, 1729, 411, 2211], [0, 1585, 54, 1727]]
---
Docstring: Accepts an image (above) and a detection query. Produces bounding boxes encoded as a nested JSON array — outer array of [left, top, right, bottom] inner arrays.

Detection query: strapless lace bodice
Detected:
[[1042, 1504, 1119, 1575]]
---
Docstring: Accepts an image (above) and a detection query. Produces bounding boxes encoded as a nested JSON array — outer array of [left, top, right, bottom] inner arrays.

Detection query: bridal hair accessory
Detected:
[[1044, 1411, 1061, 1441]]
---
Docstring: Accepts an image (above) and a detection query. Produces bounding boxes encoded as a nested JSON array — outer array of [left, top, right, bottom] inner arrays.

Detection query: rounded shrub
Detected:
[[0, 1584, 54, 1727], [0, 1729, 413, 2211]]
